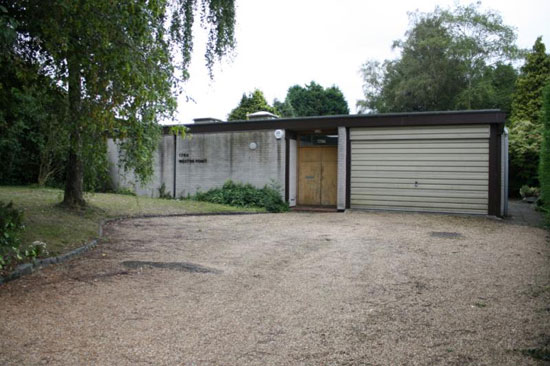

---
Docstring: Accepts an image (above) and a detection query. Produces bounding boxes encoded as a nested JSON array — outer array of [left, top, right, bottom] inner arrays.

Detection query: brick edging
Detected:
[[0, 211, 264, 285]]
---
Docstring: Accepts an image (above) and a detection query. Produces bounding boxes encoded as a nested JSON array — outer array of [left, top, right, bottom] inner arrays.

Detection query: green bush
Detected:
[[0, 201, 48, 272], [0, 201, 25, 270], [193, 180, 289, 213], [519, 185, 540, 199]]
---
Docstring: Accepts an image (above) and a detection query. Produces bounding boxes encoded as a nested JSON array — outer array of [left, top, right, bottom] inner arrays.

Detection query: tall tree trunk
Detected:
[[62, 55, 86, 207]]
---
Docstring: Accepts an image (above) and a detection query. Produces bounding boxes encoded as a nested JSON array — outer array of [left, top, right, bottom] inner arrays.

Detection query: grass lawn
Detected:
[[0, 186, 262, 257]]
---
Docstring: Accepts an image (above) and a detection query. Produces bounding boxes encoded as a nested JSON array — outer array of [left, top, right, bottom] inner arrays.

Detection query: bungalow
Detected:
[[107, 110, 508, 217]]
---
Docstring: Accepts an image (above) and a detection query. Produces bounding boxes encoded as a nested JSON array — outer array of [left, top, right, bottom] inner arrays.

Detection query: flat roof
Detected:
[[164, 110, 505, 134]]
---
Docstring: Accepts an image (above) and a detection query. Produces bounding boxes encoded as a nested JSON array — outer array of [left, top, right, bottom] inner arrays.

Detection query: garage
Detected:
[[350, 124, 491, 214]]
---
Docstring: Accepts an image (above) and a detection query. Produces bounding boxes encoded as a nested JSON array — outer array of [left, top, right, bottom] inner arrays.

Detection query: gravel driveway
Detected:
[[0, 212, 549, 365]]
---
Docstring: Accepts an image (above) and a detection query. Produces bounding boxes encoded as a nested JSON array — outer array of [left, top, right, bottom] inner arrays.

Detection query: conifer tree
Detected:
[[538, 83, 550, 215], [509, 37, 550, 192], [510, 37, 550, 126], [228, 90, 277, 121]]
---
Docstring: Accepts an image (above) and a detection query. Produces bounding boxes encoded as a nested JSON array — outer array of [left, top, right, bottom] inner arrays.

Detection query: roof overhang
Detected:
[[164, 110, 505, 135]]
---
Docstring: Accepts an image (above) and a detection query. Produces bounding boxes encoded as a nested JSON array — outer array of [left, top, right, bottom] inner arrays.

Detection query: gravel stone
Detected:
[[0, 211, 548, 365]]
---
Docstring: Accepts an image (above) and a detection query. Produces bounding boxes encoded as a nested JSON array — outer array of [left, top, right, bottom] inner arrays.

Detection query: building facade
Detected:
[[108, 110, 508, 217]]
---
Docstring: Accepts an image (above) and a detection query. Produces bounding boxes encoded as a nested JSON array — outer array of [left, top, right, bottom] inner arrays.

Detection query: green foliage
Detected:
[[0, 201, 25, 270], [538, 83, 550, 216], [284, 82, 349, 117], [158, 183, 173, 199], [357, 3, 520, 113], [519, 185, 540, 199], [440, 3, 519, 108], [473, 63, 518, 116], [509, 38, 550, 194], [510, 37, 550, 126], [0, 6, 113, 191], [169, 125, 189, 138], [193, 180, 289, 213], [23, 241, 48, 261], [509, 119, 541, 192], [83, 137, 114, 193], [358, 17, 463, 113], [273, 98, 296, 118], [0, 74, 68, 186], [0, 8, 69, 186], [3, 0, 236, 206], [115, 187, 136, 196], [228, 90, 277, 121]]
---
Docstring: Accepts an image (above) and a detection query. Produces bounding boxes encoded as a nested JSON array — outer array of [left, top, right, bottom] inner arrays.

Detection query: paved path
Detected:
[[0, 212, 548, 365], [507, 199, 546, 228]]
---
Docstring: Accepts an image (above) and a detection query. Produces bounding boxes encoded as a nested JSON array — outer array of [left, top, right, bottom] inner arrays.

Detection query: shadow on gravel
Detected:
[[430, 231, 463, 239], [69, 270, 131, 283], [121, 260, 222, 274]]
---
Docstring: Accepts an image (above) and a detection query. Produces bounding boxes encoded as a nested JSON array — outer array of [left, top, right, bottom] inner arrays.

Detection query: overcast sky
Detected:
[[173, 0, 550, 124]]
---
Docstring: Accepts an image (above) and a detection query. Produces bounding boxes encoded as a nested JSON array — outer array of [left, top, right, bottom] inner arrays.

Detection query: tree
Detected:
[[440, 3, 519, 109], [0, 7, 68, 186], [472, 63, 517, 116], [7, 76, 69, 187], [510, 37, 550, 126], [228, 89, 277, 121], [357, 3, 520, 113], [508, 37, 550, 193], [273, 98, 295, 118], [285, 82, 349, 117], [358, 17, 464, 113], [509, 119, 541, 191], [538, 83, 550, 217], [4, 0, 236, 207]]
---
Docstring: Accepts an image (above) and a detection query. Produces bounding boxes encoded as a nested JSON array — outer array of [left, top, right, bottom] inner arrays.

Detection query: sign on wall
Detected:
[[178, 153, 207, 164]]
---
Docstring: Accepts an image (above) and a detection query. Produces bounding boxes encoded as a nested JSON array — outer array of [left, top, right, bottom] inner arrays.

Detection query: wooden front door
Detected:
[[298, 146, 337, 206]]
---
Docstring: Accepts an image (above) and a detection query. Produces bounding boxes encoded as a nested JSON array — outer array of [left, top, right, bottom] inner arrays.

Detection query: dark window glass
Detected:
[[299, 134, 338, 147]]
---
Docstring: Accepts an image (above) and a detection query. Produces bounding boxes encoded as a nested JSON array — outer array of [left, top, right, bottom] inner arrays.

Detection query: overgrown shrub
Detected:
[[0, 201, 25, 270], [192, 180, 289, 213]]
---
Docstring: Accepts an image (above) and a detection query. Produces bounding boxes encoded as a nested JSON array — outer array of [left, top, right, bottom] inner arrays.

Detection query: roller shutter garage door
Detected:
[[350, 125, 489, 214]]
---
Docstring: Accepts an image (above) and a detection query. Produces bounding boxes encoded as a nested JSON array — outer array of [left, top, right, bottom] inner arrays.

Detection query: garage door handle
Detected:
[[414, 181, 418, 187]]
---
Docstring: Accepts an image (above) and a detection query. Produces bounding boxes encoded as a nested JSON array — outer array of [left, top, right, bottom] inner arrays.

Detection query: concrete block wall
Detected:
[[107, 135, 174, 197], [108, 129, 286, 199], [156, 135, 175, 197], [175, 130, 286, 197]]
